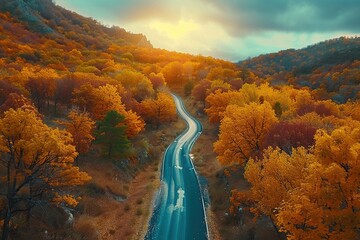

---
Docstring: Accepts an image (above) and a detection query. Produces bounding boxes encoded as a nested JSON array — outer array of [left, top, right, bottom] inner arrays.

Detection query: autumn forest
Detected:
[[0, 0, 359, 240]]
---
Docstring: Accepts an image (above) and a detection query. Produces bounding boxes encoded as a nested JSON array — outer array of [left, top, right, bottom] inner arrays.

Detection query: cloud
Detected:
[[57, 0, 360, 37], [202, 0, 360, 36], [56, 0, 360, 60]]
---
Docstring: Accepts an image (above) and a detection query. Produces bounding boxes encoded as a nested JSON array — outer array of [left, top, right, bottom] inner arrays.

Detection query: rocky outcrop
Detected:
[[0, 0, 54, 33]]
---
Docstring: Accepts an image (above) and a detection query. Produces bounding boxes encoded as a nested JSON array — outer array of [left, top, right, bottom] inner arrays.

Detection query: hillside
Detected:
[[1, 1, 359, 240], [239, 37, 360, 102], [0, 1, 243, 239], [0, 0, 152, 47]]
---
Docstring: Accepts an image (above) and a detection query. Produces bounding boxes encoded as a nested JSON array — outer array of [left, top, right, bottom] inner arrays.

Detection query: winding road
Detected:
[[145, 94, 209, 240]]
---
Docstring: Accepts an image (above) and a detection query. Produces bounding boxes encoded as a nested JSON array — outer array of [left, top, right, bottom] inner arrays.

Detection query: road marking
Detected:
[[175, 165, 183, 170], [174, 188, 185, 212]]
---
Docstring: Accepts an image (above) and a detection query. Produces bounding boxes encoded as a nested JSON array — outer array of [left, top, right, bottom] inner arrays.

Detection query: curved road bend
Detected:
[[145, 94, 208, 240]]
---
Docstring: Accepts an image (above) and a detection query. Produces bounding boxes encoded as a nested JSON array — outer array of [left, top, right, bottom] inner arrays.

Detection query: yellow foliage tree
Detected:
[[277, 127, 360, 239], [241, 147, 314, 222], [240, 126, 360, 240], [342, 100, 360, 121], [91, 84, 126, 120], [91, 84, 145, 137], [214, 102, 278, 165], [0, 108, 91, 239], [114, 69, 154, 101]]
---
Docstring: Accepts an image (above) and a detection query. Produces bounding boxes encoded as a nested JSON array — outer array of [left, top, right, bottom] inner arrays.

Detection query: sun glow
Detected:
[[149, 19, 199, 39]]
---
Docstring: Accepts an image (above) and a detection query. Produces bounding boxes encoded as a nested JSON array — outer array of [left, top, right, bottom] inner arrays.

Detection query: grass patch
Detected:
[[74, 215, 99, 240], [146, 183, 153, 191], [85, 183, 106, 196], [77, 197, 103, 217], [136, 198, 143, 205], [124, 204, 130, 212], [136, 208, 143, 216]]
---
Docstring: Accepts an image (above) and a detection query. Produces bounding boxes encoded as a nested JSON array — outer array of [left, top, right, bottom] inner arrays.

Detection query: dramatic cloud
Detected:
[[56, 0, 360, 61], [203, 0, 360, 36]]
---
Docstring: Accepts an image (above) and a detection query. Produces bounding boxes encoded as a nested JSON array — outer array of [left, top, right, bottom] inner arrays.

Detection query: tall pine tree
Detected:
[[95, 111, 130, 157]]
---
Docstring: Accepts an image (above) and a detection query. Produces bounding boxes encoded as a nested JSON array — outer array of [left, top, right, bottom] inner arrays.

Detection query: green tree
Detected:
[[95, 111, 130, 157]]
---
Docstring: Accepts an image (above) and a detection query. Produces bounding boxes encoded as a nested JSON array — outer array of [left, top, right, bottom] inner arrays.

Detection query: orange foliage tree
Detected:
[[140, 92, 177, 128], [59, 110, 95, 165], [148, 72, 166, 90], [72, 83, 96, 112], [122, 109, 145, 138], [0, 93, 39, 117], [73, 84, 145, 138], [26, 68, 59, 111], [0, 108, 91, 239], [205, 90, 244, 123], [161, 61, 184, 87], [90, 84, 126, 120], [214, 102, 278, 165], [191, 79, 212, 107]]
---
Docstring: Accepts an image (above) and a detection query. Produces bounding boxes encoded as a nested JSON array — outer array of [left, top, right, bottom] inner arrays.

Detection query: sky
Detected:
[[56, 0, 360, 61]]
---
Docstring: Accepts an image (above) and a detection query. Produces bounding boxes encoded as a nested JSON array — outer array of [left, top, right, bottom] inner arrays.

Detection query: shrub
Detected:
[[74, 215, 99, 240]]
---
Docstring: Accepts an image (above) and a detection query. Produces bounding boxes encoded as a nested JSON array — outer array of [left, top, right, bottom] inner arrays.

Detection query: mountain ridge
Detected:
[[0, 0, 152, 48], [238, 36, 360, 102], [239, 36, 360, 75]]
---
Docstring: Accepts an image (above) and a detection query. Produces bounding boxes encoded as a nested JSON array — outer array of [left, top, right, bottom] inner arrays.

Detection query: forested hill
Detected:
[[239, 37, 360, 103], [0, 0, 244, 238], [0, 0, 152, 47]]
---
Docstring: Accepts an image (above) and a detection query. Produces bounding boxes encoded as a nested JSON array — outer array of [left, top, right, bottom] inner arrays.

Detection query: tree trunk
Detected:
[[75, 155, 79, 166], [108, 144, 112, 157], [2, 207, 11, 240], [37, 97, 41, 112], [2, 160, 12, 240], [54, 97, 57, 115], [270, 215, 283, 239]]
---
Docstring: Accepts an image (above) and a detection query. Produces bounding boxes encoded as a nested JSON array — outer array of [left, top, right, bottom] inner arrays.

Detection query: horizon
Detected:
[[55, 0, 360, 61]]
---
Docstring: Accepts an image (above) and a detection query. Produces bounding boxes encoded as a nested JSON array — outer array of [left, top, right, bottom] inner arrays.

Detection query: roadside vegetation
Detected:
[[0, 1, 359, 239]]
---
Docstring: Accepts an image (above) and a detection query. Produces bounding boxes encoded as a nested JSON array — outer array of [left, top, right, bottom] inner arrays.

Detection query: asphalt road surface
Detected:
[[145, 94, 208, 240]]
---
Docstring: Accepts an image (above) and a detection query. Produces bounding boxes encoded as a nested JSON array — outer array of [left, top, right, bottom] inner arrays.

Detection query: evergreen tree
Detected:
[[95, 111, 130, 157]]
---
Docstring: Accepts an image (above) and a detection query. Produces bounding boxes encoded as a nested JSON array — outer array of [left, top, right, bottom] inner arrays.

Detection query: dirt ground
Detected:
[[74, 116, 187, 240]]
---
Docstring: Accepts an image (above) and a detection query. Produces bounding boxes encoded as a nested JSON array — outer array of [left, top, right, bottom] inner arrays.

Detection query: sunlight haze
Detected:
[[55, 0, 360, 60]]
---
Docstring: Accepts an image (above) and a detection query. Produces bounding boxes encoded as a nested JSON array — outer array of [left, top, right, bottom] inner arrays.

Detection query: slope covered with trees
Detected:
[[0, 0, 250, 239], [194, 54, 360, 238], [239, 37, 360, 103], [0, 0, 359, 239], [0, 0, 152, 46]]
